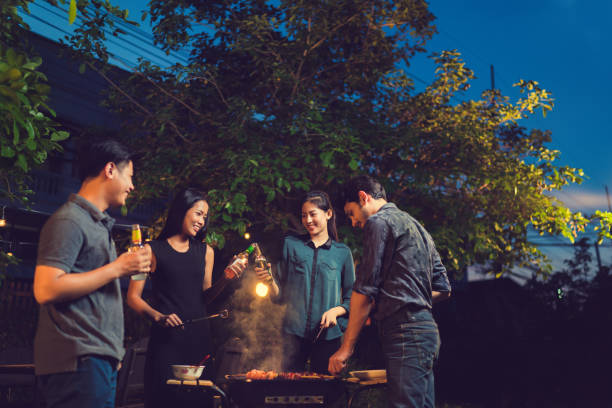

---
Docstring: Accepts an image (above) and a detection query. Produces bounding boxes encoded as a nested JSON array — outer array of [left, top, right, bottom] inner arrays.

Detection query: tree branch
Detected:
[[86, 62, 192, 144], [115, 58, 204, 118], [190, 74, 230, 109]]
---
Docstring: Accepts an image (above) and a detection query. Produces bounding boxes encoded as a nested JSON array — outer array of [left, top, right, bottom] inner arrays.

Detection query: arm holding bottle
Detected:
[[254, 237, 289, 299], [202, 255, 248, 304], [254, 262, 279, 297], [34, 219, 152, 305]]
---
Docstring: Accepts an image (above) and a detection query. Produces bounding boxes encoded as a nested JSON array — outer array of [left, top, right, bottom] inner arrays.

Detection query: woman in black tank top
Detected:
[[127, 188, 246, 407]]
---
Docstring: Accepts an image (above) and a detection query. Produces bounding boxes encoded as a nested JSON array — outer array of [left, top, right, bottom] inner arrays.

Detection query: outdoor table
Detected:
[[0, 363, 37, 405], [0, 363, 35, 375], [166, 378, 229, 408], [344, 376, 387, 408]]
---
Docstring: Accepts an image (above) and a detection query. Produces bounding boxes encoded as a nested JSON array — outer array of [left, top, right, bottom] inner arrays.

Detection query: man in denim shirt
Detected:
[[329, 175, 451, 408]]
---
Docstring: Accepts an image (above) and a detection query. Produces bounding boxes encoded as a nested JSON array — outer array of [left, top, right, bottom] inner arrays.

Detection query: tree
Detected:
[[0, 1, 69, 276], [526, 237, 593, 316], [49, 0, 612, 275]]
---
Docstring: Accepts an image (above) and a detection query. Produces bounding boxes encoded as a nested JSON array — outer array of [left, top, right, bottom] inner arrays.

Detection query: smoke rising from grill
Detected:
[[229, 267, 288, 371]]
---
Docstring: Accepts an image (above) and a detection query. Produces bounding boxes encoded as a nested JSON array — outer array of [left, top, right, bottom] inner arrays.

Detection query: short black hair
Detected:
[[78, 140, 132, 181], [158, 188, 209, 242], [341, 175, 387, 204]]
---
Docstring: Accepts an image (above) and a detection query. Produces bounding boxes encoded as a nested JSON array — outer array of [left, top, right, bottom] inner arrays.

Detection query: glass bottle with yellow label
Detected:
[[129, 224, 147, 281]]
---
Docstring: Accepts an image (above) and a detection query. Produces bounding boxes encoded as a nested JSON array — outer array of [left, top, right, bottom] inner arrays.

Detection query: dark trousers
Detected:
[[282, 334, 341, 374], [38, 355, 118, 408], [379, 309, 440, 408]]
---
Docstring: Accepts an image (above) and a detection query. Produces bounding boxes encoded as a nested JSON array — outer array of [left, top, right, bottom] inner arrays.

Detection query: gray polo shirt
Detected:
[[34, 194, 125, 375]]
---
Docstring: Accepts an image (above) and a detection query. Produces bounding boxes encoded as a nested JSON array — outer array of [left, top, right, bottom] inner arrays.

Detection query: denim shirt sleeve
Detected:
[[340, 248, 356, 312], [431, 247, 451, 292], [353, 216, 389, 299]]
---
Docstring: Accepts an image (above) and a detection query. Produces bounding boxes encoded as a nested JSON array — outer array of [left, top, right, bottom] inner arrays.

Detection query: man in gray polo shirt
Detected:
[[33, 140, 151, 408]]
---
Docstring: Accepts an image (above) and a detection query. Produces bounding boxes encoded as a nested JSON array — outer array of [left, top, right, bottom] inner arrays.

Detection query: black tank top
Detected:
[[149, 238, 208, 320], [144, 238, 212, 407]]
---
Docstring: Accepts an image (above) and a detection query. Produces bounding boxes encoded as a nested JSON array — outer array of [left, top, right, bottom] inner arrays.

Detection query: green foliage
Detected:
[[59, 0, 612, 275], [0, 45, 68, 202], [0, 1, 31, 47], [0, 2, 69, 277], [48, 0, 136, 65], [525, 237, 607, 321]]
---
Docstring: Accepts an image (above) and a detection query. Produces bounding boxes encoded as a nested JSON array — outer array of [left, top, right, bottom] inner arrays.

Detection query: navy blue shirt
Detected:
[[275, 235, 355, 340], [353, 203, 451, 321]]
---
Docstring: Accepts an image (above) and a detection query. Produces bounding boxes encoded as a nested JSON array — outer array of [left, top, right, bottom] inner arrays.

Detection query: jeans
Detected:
[[38, 355, 118, 408], [379, 308, 440, 408]]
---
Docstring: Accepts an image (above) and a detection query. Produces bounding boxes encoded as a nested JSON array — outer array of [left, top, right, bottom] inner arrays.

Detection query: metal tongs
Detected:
[[313, 324, 326, 343], [182, 309, 230, 325]]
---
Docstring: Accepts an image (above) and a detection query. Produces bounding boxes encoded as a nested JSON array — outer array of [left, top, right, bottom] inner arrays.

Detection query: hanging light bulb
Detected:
[[0, 207, 6, 228], [255, 282, 269, 297], [244, 232, 251, 240]]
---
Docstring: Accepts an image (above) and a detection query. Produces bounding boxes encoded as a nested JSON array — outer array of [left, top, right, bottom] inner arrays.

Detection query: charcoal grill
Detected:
[[223, 375, 345, 407]]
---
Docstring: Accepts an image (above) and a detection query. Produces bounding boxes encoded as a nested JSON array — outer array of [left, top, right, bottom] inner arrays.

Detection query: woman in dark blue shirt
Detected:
[[256, 191, 355, 373]]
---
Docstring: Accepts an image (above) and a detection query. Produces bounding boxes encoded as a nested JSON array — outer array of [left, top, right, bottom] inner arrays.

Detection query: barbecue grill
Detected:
[[223, 375, 345, 407]]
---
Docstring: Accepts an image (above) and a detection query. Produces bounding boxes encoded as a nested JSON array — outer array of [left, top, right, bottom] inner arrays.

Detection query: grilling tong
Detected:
[[182, 309, 230, 325], [313, 324, 326, 342]]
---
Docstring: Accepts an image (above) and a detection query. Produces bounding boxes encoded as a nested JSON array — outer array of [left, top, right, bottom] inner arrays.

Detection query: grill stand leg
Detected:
[[346, 383, 387, 408]]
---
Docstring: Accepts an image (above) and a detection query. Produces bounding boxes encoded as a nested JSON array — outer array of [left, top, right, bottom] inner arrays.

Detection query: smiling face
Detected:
[[182, 200, 209, 238], [302, 200, 332, 239], [108, 160, 134, 207]]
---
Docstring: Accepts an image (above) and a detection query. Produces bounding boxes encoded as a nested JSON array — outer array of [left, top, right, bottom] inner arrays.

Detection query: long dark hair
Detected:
[[158, 188, 209, 242], [302, 190, 338, 241]]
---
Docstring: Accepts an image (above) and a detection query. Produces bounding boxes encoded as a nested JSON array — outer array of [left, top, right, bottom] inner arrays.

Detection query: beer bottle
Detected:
[[129, 224, 147, 281], [252, 243, 268, 269], [224, 244, 255, 279], [252, 243, 272, 297]]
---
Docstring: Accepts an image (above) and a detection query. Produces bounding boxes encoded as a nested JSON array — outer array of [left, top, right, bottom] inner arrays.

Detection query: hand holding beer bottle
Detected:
[[223, 244, 253, 279], [130, 224, 149, 281], [252, 243, 278, 297], [203, 245, 250, 305]]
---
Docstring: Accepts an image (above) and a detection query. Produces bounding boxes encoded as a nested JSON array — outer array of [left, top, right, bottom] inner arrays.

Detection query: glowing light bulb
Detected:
[[0, 219, 5, 227], [7, 252, 13, 257], [255, 282, 269, 297], [244, 232, 251, 240]]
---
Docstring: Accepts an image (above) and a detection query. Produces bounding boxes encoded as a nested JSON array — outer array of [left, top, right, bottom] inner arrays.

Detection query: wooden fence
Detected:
[[0, 279, 36, 313], [0, 279, 38, 353]]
